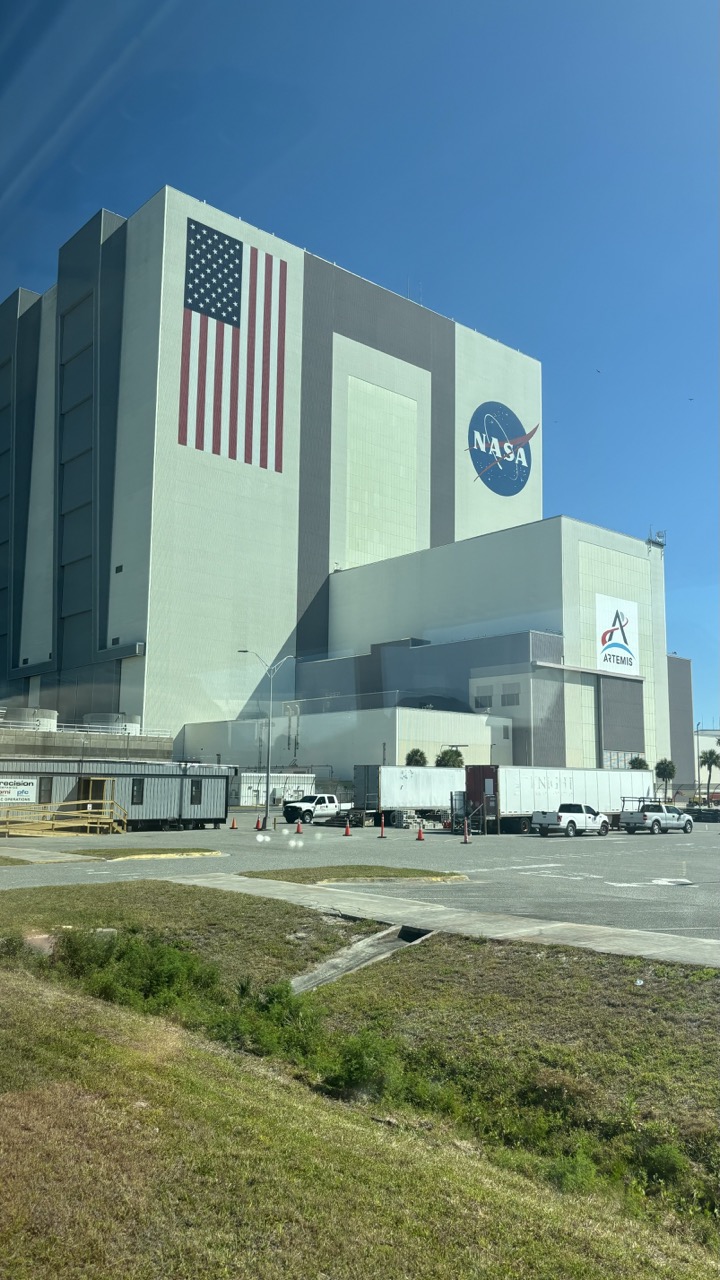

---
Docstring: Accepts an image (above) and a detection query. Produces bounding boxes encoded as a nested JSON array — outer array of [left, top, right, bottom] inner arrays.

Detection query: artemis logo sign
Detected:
[[468, 401, 539, 497], [596, 595, 640, 674]]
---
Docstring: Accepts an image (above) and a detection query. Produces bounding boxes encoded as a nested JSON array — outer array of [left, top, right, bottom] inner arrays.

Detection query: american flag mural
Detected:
[[177, 220, 287, 472]]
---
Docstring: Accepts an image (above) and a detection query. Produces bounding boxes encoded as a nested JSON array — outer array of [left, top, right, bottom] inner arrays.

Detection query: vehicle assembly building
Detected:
[[0, 186, 694, 781]]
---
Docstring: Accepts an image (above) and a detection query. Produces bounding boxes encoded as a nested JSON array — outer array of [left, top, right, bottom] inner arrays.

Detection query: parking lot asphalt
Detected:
[[1, 820, 718, 962]]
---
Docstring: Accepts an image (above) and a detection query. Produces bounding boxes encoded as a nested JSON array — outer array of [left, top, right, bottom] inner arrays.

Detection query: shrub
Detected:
[[0, 932, 26, 959], [638, 1141, 690, 1186], [52, 928, 220, 1014], [547, 1150, 598, 1193], [323, 1029, 404, 1098]]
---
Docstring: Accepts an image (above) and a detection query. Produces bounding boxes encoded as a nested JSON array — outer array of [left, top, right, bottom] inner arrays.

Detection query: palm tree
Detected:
[[436, 747, 464, 767], [699, 748, 720, 805], [628, 755, 649, 770], [654, 758, 676, 801], [405, 748, 427, 766]]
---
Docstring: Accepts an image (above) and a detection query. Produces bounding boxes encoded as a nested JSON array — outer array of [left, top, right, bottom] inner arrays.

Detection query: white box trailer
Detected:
[[0, 759, 231, 832], [464, 765, 655, 833], [353, 765, 466, 824], [230, 771, 315, 808]]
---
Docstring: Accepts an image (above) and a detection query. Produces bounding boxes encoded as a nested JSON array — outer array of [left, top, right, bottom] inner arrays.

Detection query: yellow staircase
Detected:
[[0, 799, 128, 837]]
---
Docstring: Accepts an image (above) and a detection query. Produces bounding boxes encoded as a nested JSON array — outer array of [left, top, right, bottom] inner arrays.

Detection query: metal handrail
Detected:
[[0, 720, 171, 738]]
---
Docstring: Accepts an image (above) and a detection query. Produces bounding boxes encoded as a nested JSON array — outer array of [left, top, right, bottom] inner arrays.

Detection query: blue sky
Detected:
[[0, 0, 717, 723]]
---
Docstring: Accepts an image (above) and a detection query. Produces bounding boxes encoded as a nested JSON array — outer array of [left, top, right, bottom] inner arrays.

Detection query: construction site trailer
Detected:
[[0, 759, 231, 832]]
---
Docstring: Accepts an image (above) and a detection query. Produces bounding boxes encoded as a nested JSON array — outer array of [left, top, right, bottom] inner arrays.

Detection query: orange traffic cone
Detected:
[[230, 816, 237, 830], [255, 817, 262, 830], [378, 814, 386, 839], [344, 820, 352, 837], [416, 824, 424, 842], [296, 820, 303, 834]]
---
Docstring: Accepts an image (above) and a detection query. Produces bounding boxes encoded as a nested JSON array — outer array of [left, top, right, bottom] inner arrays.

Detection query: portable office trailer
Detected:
[[0, 759, 230, 831]]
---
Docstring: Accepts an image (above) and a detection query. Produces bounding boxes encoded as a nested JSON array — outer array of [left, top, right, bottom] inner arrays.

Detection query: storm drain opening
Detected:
[[398, 925, 434, 943]]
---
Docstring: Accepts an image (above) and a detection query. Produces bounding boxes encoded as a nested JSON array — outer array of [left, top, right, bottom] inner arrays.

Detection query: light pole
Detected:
[[238, 651, 294, 829], [696, 721, 701, 804]]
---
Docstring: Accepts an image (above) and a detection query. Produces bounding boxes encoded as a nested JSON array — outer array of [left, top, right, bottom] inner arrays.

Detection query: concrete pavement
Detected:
[[2, 823, 718, 966], [167, 871, 720, 967]]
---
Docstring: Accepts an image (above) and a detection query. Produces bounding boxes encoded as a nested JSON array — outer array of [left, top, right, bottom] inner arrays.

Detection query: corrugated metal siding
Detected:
[[530, 631, 563, 664], [530, 672, 566, 766], [0, 758, 229, 820], [600, 677, 644, 752]]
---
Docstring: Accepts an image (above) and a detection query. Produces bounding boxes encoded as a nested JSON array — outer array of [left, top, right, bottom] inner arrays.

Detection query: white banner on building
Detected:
[[0, 777, 38, 803], [596, 595, 640, 674]]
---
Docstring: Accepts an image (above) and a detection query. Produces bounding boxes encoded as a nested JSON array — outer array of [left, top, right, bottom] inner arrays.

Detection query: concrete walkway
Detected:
[[0, 845, 101, 863], [167, 872, 720, 967]]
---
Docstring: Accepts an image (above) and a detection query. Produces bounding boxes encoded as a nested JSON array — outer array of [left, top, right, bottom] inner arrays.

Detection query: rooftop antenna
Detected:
[[647, 528, 666, 557]]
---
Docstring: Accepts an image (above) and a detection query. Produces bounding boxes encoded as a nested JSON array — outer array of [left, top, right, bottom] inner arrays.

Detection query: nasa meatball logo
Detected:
[[468, 402, 539, 496]]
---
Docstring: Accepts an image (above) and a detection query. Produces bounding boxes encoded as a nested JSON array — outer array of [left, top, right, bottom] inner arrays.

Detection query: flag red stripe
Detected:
[[260, 254, 273, 469], [244, 247, 258, 464], [212, 322, 224, 455], [274, 259, 287, 473], [228, 324, 240, 460], [178, 308, 192, 445], [195, 314, 208, 451]]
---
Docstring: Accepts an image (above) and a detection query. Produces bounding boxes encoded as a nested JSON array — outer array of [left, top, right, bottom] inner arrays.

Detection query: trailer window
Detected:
[[131, 778, 145, 806], [38, 776, 53, 804], [190, 779, 202, 805]]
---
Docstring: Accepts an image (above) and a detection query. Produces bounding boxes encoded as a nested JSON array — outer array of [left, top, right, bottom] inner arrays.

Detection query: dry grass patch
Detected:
[[241, 864, 462, 884]]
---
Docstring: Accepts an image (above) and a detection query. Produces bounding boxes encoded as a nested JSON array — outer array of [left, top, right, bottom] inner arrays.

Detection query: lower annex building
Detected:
[[0, 186, 694, 781]]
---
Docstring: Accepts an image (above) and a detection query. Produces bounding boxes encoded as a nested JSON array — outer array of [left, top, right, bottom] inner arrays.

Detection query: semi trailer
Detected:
[[352, 765, 466, 826], [455, 765, 654, 834]]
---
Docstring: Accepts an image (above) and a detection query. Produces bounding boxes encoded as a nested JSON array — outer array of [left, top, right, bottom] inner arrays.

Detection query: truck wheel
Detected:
[[683, 820, 693, 833], [519, 817, 531, 834], [565, 821, 576, 838], [650, 820, 661, 835], [302, 811, 313, 825], [539, 826, 549, 838], [599, 821, 609, 836]]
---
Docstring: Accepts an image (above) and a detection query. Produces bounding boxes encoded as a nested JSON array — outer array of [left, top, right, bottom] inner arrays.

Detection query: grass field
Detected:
[[0, 882, 377, 988], [0, 856, 28, 866], [1, 880, 718, 1275], [241, 864, 462, 884], [1, 968, 717, 1280]]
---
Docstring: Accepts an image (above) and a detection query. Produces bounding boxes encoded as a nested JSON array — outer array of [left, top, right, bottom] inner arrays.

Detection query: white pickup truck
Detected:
[[282, 794, 353, 825], [620, 801, 694, 835], [531, 803, 610, 838]]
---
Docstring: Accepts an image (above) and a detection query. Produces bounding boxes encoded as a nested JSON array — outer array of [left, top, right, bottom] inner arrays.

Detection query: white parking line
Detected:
[[458, 863, 563, 873]]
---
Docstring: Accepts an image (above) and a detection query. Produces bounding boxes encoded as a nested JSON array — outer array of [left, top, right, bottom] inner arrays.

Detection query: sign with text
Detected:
[[596, 596, 640, 674], [0, 778, 38, 804]]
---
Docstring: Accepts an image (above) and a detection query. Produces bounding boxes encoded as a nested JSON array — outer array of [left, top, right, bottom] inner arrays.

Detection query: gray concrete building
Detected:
[[0, 186, 693, 778]]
